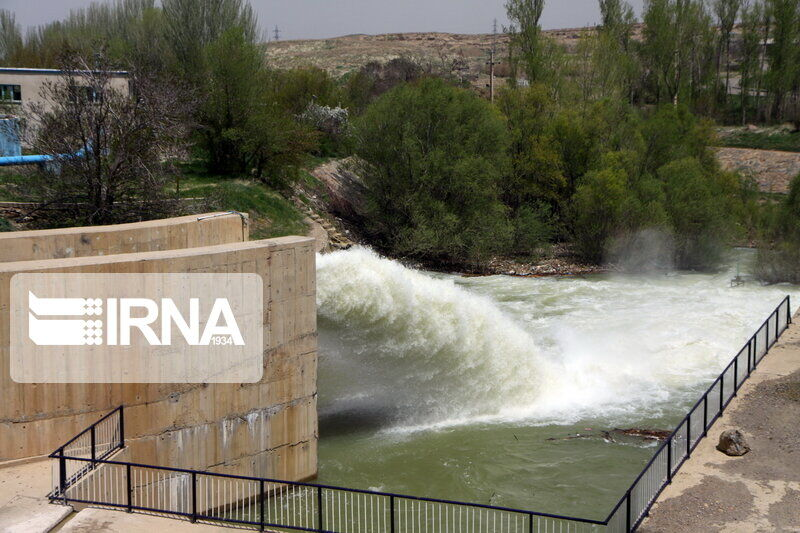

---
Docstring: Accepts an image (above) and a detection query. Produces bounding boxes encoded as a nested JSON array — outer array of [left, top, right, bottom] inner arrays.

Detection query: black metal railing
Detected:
[[49, 296, 792, 532]]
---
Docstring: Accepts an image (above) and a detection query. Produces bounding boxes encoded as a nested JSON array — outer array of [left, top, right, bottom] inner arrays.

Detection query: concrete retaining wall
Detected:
[[0, 212, 248, 263], [0, 215, 317, 485]]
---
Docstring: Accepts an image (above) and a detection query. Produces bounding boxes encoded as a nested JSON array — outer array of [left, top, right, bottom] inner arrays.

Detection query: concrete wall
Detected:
[[0, 212, 248, 263], [0, 237, 318, 483]]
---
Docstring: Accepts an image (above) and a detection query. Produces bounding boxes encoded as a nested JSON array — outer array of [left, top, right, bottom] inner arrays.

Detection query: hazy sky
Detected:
[[4, 0, 648, 40]]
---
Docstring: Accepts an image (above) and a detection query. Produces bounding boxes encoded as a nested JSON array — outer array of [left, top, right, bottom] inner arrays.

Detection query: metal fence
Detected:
[[49, 296, 792, 533]]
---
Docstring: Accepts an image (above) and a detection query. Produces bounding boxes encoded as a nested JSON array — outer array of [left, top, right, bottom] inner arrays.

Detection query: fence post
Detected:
[[190, 472, 197, 523], [766, 319, 770, 350], [90, 425, 96, 461], [259, 480, 265, 532], [686, 415, 692, 457], [747, 338, 752, 376], [788, 297, 793, 325], [719, 374, 725, 413], [119, 406, 125, 449], [734, 357, 739, 396], [59, 449, 67, 505], [390, 496, 396, 533], [126, 464, 132, 512], [666, 437, 672, 484], [703, 395, 708, 437], [317, 486, 323, 532], [753, 334, 758, 368], [625, 490, 632, 533]]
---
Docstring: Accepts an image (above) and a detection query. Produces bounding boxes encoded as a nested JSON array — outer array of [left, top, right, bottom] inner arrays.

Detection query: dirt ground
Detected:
[[640, 317, 800, 532]]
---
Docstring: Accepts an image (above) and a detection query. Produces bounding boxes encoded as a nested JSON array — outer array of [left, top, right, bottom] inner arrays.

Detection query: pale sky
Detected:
[[2, 0, 647, 40]]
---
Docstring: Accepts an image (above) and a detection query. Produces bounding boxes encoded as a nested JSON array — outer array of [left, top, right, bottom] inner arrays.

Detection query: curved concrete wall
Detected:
[[0, 237, 318, 483], [0, 212, 248, 263], [0, 214, 317, 485]]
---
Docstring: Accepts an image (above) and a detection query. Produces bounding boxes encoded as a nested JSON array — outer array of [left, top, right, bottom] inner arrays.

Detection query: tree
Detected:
[[739, 1, 765, 124], [642, 0, 716, 108], [660, 158, 736, 269], [765, 0, 800, 122], [18, 54, 192, 226], [713, 0, 742, 98], [0, 10, 23, 66], [161, 0, 259, 80], [355, 78, 513, 265], [505, 0, 546, 83], [197, 28, 316, 181], [600, 0, 637, 49]]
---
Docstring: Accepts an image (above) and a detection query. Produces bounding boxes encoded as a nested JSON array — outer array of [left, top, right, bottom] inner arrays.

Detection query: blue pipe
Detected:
[[0, 147, 88, 167], [0, 154, 56, 166]]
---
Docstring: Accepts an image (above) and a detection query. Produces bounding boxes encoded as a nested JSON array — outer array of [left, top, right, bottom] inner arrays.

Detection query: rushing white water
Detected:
[[317, 246, 798, 433]]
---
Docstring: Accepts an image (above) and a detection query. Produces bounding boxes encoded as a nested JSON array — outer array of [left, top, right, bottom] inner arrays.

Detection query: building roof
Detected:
[[0, 67, 128, 76]]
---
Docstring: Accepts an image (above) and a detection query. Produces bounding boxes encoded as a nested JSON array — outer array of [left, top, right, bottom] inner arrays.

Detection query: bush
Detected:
[[755, 173, 800, 283], [660, 158, 735, 270], [355, 78, 513, 264], [571, 166, 628, 263]]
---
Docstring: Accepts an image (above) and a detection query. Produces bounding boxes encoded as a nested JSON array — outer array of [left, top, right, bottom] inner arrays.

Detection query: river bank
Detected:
[[640, 311, 800, 532]]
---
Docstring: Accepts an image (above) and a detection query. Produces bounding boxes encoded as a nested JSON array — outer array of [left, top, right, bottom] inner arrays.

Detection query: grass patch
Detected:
[[718, 130, 800, 152], [0, 170, 28, 202], [184, 180, 308, 240], [0, 217, 14, 232]]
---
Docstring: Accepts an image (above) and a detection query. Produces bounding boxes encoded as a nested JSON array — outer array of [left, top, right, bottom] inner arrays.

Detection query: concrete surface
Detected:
[[640, 315, 800, 532], [0, 496, 71, 533], [0, 457, 71, 533], [54, 508, 238, 533]]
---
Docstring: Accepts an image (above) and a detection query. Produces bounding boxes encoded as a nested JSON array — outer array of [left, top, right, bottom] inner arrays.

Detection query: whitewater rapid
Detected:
[[316, 247, 798, 432]]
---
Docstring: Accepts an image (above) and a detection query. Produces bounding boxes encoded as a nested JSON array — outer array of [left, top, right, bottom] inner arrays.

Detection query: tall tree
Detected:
[[0, 10, 23, 66], [713, 0, 742, 98], [766, 0, 800, 122], [505, 0, 546, 83], [599, 0, 637, 49], [161, 0, 259, 80], [739, 0, 765, 124]]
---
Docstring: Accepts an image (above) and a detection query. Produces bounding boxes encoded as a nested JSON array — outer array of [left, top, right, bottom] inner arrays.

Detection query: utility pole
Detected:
[[273, 25, 281, 42], [486, 19, 498, 102]]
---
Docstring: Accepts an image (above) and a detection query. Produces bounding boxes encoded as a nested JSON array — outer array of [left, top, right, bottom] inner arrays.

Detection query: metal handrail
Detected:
[[49, 296, 793, 532]]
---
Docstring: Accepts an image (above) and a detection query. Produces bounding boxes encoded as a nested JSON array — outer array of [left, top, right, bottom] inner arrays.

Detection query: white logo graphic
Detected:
[[11, 273, 263, 384], [28, 292, 244, 347]]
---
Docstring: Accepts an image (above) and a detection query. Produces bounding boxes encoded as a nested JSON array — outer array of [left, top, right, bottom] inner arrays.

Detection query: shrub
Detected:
[[355, 78, 512, 264], [660, 158, 734, 270]]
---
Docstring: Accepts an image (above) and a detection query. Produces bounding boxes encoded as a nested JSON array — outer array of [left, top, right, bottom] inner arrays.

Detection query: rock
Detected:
[[717, 430, 751, 457]]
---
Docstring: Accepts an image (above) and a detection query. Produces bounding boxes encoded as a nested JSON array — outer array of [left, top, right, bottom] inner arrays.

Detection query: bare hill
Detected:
[[264, 28, 595, 90]]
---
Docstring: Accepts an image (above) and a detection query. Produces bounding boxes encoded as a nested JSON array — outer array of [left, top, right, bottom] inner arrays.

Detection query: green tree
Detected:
[[0, 10, 23, 66], [659, 158, 736, 269], [765, 0, 800, 122], [713, 0, 742, 98], [505, 0, 546, 84], [162, 0, 258, 80], [355, 78, 513, 264], [571, 166, 628, 262], [739, 1, 766, 124], [197, 28, 316, 181]]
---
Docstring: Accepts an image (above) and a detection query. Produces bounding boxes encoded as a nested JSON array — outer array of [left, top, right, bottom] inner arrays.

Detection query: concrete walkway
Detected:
[[640, 314, 800, 532]]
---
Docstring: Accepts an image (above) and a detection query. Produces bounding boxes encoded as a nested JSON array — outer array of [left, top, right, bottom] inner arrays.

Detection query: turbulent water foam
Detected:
[[317, 247, 798, 432], [317, 247, 554, 430]]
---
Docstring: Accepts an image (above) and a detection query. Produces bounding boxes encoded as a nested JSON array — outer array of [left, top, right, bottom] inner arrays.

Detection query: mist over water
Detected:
[[315, 246, 799, 514]]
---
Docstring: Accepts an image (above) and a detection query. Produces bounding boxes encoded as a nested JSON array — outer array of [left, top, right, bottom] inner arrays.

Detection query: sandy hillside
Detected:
[[264, 28, 595, 90]]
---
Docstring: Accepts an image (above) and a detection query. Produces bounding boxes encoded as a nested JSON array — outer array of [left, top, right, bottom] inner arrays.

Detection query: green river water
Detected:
[[314, 247, 799, 521]]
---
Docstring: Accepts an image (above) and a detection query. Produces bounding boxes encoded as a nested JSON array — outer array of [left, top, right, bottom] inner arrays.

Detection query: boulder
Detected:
[[717, 430, 751, 457]]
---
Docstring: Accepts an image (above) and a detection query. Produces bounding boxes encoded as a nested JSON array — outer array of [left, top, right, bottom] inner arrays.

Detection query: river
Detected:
[[315, 247, 798, 521]]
